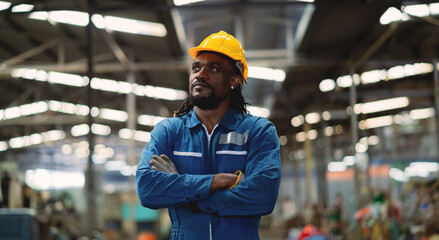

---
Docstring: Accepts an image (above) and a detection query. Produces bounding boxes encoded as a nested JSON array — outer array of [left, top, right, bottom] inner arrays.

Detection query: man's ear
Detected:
[[230, 75, 242, 89]]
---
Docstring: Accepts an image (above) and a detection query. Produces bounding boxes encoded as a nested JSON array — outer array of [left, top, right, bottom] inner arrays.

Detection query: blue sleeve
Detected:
[[196, 119, 281, 216], [136, 119, 213, 209]]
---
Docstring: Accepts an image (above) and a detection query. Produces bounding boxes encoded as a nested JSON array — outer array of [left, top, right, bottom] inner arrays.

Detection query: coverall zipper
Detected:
[[202, 123, 218, 240]]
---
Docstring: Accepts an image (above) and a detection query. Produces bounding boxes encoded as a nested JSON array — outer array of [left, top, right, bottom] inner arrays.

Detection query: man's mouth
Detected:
[[192, 82, 211, 89]]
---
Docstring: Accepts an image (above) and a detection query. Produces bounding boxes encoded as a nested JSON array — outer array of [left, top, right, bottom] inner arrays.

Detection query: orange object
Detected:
[[137, 232, 157, 240]]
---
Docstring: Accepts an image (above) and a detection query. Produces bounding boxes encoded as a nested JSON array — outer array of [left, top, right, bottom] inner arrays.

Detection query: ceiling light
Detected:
[[91, 78, 123, 93], [0, 141, 7, 151], [343, 156, 355, 166], [355, 97, 409, 114], [99, 108, 128, 122], [120, 165, 137, 176], [30, 134, 43, 145], [134, 130, 151, 142], [41, 130, 65, 142], [91, 123, 111, 136], [50, 11, 89, 26], [20, 101, 48, 116], [430, 3, 439, 14], [144, 86, 188, 100], [355, 142, 368, 153], [307, 129, 318, 140], [368, 135, 379, 145], [105, 160, 126, 171], [13, 68, 186, 101], [394, 113, 414, 125], [71, 124, 90, 137], [291, 115, 304, 127], [11, 68, 38, 80], [405, 166, 430, 178], [324, 126, 334, 136], [62, 144, 72, 155], [336, 75, 353, 88], [119, 129, 133, 139], [322, 111, 331, 121], [119, 128, 151, 142], [404, 4, 430, 17], [361, 69, 386, 84], [29, 11, 167, 37], [327, 162, 347, 172], [305, 112, 320, 124], [319, 79, 336, 92], [138, 115, 166, 126], [387, 65, 406, 79], [12, 4, 34, 13], [410, 162, 439, 172], [0, 1, 11, 11], [359, 136, 369, 145], [48, 100, 89, 116], [174, 0, 206, 6], [295, 132, 307, 142], [389, 168, 408, 182], [247, 106, 270, 118], [380, 7, 404, 25], [8, 130, 64, 149], [248, 66, 286, 82], [4, 106, 21, 120], [9, 137, 26, 148], [279, 136, 288, 146], [410, 107, 434, 120], [92, 15, 167, 37], [29, 11, 49, 21], [48, 71, 89, 87], [359, 115, 393, 130]]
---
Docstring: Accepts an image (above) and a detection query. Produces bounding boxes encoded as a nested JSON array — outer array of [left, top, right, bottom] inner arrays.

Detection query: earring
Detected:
[[231, 86, 234, 90]]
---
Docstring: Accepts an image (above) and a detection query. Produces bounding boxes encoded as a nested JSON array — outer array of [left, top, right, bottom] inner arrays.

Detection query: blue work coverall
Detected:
[[136, 108, 281, 239]]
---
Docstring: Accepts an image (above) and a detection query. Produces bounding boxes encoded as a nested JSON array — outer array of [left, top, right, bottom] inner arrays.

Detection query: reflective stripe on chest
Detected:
[[218, 130, 249, 145]]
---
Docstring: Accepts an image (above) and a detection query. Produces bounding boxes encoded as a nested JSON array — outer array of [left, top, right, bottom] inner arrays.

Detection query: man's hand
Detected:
[[150, 154, 179, 174], [210, 170, 245, 192]]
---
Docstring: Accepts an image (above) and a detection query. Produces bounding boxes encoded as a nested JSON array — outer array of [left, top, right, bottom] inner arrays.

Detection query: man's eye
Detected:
[[192, 65, 200, 71], [210, 67, 219, 72]]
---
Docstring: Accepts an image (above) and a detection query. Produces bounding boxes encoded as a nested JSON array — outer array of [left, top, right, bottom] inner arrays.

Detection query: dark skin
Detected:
[[189, 52, 242, 192]]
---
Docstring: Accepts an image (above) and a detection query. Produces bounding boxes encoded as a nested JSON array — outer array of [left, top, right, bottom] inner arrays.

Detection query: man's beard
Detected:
[[190, 91, 229, 110]]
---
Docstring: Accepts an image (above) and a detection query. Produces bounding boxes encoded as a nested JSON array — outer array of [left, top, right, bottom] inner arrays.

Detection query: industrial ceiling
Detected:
[[1, 0, 438, 164]]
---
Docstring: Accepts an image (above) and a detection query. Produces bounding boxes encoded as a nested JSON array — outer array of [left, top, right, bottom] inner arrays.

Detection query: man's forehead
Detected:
[[195, 52, 230, 64]]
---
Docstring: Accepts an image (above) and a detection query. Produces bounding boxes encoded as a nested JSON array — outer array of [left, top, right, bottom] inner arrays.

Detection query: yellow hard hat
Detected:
[[189, 30, 248, 81]]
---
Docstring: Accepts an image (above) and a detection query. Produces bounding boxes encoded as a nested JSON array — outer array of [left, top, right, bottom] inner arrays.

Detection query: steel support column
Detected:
[[304, 123, 315, 203], [85, 4, 96, 237], [350, 68, 360, 240], [434, 59, 439, 164], [127, 58, 137, 238]]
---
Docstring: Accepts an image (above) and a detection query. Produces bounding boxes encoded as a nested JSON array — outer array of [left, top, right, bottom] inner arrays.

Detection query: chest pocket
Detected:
[[172, 144, 202, 174], [216, 130, 248, 173], [215, 150, 247, 173]]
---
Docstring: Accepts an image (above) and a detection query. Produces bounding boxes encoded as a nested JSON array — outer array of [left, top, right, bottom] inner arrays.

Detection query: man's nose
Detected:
[[195, 67, 208, 81]]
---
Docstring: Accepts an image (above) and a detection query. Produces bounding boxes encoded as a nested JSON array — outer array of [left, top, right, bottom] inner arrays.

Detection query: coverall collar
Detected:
[[185, 108, 244, 131]]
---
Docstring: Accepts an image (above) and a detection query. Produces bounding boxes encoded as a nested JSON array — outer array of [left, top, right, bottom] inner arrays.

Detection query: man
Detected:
[[136, 30, 281, 239]]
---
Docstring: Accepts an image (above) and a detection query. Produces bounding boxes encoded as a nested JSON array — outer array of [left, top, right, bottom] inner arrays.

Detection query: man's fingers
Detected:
[[160, 154, 175, 167], [150, 154, 178, 174], [150, 159, 167, 172], [160, 154, 171, 163]]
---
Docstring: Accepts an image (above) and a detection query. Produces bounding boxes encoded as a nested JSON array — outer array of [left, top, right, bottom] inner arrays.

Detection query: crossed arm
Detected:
[[136, 119, 281, 216], [150, 154, 244, 192]]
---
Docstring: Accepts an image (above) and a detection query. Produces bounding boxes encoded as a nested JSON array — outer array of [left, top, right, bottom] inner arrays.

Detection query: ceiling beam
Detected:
[[0, 39, 58, 68]]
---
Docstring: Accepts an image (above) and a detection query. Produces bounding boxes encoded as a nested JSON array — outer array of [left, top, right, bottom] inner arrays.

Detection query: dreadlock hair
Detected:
[[174, 51, 249, 117]]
